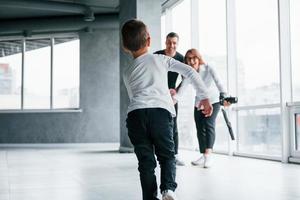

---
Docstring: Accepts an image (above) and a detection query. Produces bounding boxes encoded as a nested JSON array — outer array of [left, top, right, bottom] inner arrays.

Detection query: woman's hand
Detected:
[[223, 100, 231, 107], [169, 89, 177, 104], [169, 89, 177, 96]]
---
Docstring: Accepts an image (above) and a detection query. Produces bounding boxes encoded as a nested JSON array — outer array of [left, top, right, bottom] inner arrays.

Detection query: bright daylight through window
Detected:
[[0, 36, 79, 110]]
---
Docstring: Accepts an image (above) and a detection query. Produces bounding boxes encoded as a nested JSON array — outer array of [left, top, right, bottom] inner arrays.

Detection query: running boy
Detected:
[[121, 19, 212, 200]]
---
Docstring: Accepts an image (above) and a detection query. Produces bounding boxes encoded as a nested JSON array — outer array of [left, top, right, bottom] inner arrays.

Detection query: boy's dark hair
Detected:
[[166, 32, 179, 40], [121, 19, 149, 52]]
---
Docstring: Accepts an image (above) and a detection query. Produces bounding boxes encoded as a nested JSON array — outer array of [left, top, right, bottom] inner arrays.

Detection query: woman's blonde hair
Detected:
[[184, 48, 202, 64]]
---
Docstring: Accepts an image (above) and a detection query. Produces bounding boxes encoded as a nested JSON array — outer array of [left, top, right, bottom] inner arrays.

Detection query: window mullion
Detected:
[[21, 38, 25, 110], [226, 0, 238, 155], [278, 0, 292, 163], [190, 0, 199, 49], [50, 37, 54, 109]]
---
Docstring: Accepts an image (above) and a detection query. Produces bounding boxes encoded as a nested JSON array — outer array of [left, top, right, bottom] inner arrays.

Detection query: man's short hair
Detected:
[[121, 19, 149, 52], [166, 32, 179, 40]]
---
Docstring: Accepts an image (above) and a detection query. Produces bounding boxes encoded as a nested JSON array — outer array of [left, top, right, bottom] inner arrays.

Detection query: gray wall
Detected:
[[0, 15, 120, 143]]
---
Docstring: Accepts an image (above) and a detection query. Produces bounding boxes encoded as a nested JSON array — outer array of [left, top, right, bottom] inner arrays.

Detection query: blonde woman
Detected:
[[176, 49, 230, 168]]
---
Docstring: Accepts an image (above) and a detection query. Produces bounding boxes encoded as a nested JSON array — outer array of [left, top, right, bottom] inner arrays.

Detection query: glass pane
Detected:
[[236, 0, 280, 106], [171, 0, 191, 54], [53, 37, 79, 109], [290, 0, 300, 102], [0, 40, 22, 109], [296, 114, 300, 151], [238, 108, 281, 156], [198, 0, 227, 75], [198, 0, 228, 152], [24, 39, 51, 109]]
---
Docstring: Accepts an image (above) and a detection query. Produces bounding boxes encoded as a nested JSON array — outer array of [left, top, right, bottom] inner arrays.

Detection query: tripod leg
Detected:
[[221, 108, 235, 140]]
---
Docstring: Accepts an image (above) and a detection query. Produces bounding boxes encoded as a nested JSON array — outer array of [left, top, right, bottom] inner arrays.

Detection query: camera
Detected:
[[219, 95, 238, 106]]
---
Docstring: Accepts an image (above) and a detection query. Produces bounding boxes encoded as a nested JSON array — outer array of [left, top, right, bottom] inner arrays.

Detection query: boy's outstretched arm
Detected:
[[166, 57, 213, 117]]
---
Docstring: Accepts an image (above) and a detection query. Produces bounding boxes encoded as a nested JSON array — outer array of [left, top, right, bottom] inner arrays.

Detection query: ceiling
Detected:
[[0, 0, 171, 57], [0, 0, 170, 57], [0, 0, 120, 57], [0, 0, 172, 21], [0, 0, 120, 20]]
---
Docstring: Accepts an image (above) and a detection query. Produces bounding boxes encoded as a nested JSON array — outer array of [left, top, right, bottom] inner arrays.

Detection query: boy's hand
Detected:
[[197, 99, 213, 117]]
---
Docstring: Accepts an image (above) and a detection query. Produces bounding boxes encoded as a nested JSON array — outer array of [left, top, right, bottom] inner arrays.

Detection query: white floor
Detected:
[[0, 143, 300, 200]]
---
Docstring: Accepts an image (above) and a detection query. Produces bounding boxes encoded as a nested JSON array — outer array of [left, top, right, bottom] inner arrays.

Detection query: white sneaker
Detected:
[[204, 155, 212, 168], [162, 190, 177, 200], [175, 155, 185, 166], [191, 156, 205, 166]]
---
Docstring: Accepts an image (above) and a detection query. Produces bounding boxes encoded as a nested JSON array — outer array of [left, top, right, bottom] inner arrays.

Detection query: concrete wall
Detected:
[[119, 0, 162, 151], [0, 14, 120, 143]]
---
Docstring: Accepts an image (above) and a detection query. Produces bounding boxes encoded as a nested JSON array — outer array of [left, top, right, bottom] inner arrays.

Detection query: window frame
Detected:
[[288, 102, 300, 159], [0, 33, 81, 113]]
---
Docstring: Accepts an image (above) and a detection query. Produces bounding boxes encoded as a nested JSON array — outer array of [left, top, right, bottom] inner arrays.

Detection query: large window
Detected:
[[162, 0, 299, 161], [0, 40, 22, 109], [290, 0, 300, 102], [0, 35, 79, 110]]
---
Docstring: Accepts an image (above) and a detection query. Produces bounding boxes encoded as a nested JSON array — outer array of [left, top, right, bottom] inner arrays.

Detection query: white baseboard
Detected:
[[0, 142, 119, 149], [119, 146, 134, 153]]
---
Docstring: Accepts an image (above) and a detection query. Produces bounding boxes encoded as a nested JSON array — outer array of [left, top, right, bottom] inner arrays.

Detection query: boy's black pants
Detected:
[[194, 103, 220, 153], [126, 108, 177, 200]]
